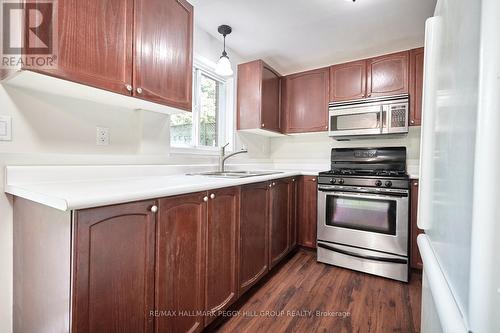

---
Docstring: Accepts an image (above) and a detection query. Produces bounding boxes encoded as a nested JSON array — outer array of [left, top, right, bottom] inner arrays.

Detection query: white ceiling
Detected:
[[190, 0, 436, 75]]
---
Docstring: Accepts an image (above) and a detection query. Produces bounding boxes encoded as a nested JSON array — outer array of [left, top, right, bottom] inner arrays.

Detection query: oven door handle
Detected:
[[317, 242, 407, 264], [318, 189, 407, 200]]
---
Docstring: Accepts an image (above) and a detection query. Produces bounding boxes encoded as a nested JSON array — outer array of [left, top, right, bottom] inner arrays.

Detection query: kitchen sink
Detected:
[[187, 170, 284, 178]]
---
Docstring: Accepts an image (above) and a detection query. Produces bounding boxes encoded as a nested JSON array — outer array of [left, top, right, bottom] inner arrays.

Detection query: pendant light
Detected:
[[215, 25, 233, 77]]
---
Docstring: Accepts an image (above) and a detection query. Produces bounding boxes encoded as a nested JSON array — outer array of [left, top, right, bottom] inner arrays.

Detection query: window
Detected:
[[170, 61, 230, 151]]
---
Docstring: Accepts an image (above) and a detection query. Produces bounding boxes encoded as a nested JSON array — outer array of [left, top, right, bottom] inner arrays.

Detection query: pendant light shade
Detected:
[[215, 25, 233, 77]]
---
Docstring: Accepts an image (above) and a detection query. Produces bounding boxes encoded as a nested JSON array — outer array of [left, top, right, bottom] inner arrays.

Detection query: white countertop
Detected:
[[5, 165, 319, 211]]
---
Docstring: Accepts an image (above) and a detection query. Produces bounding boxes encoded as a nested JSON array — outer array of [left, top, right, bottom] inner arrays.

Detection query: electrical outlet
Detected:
[[96, 127, 109, 145], [0, 115, 12, 141]]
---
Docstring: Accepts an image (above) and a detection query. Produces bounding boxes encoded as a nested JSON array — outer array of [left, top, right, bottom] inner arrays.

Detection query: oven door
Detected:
[[317, 187, 408, 256]]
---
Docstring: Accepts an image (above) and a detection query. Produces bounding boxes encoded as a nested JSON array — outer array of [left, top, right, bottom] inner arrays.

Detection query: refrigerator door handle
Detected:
[[418, 16, 442, 230]]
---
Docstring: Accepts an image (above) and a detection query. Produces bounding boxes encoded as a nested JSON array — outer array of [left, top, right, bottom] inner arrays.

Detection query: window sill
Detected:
[[170, 146, 224, 156]]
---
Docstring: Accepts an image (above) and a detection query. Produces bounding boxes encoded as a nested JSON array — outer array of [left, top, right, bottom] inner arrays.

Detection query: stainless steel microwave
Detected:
[[328, 94, 409, 139]]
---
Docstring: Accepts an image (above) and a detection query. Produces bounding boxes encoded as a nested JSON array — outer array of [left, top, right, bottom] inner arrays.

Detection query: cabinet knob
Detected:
[[268, 183, 272, 188], [272, 182, 276, 186], [413, 182, 418, 186], [312, 178, 316, 182], [292, 178, 295, 182], [125, 84, 133, 92], [150, 205, 158, 213], [203, 196, 209, 202], [136, 87, 143, 94], [410, 120, 415, 124], [367, 93, 372, 97], [210, 193, 215, 199], [261, 123, 265, 127]]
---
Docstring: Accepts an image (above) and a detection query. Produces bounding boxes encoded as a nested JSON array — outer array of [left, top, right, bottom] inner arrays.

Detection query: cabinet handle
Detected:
[[125, 84, 133, 92], [136, 87, 143, 94], [210, 193, 215, 199], [203, 196, 208, 202], [150, 205, 158, 213]]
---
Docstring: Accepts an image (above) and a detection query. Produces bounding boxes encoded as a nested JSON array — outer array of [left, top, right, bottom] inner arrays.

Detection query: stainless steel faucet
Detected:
[[218, 143, 248, 172]]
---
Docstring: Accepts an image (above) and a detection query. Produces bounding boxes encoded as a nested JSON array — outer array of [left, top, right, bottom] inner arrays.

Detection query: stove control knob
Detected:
[[338, 179, 345, 185], [385, 181, 393, 188], [329, 178, 336, 184], [375, 180, 382, 187]]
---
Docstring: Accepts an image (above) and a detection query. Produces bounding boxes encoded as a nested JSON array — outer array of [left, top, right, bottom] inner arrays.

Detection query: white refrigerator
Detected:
[[418, 0, 500, 332]]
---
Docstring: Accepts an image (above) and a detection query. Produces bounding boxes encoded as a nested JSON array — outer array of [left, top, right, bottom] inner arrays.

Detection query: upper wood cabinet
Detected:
[[156, 192, 206, 333], [330, 60, 367, 102], [29, 0, 134, 96], [205, 187, 240, 326], [366, 51, 409, 98], [282, 67, 329, 133], [72, 200, 156, 333], [237, 60, 282, 134], [297, 176, 318, 249], [239, 182, 270, 294], [25, 0, 193, 111], [409, 48, 424, 126], [133, 0, 193, 110]]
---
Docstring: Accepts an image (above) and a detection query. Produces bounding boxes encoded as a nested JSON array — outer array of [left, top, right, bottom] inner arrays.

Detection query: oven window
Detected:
[[331, 112, 380, 131], [326, 195, 397, 235]]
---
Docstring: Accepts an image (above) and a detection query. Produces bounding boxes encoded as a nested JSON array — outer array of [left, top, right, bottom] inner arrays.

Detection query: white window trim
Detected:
[[170, 55, 234, 155]]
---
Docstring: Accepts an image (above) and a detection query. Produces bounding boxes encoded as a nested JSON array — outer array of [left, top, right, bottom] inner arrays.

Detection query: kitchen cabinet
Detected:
[[239, 182, 270, 294], [237, 60, 282, 134], [297, 176, 318, 248], [133, 0, 193, 110], [289, 178, 298, 249], [25, 0, 193, 111], [282, 68, 329, 133], [366, 51, 409, 98], [410, 48, 424, 126], [72, 200, 156, 333], [269, 179, 290, 268], [205, 187, 240, 325], [156, 192, 206, 333], [410, 180, 424, 269], [329, 60, 367, 102]]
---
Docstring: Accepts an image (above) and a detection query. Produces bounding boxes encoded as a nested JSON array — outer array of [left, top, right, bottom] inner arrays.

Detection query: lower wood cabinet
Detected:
[[269, 179, 290, 268], [205, 187, 240, 325], [239, 182, 270, 294], [73, 200, 156, 333], [297, 176, 318, 248], [156, 192, 207, 333], [410, 179, 424, 269]]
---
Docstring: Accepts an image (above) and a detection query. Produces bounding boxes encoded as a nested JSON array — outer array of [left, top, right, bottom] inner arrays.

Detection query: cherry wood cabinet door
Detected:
[[72, 200, 156, 333], [156, 192, 206, 333], [239, 182, 269, 294], [261, 64, 281, 132], [410, 48, 424, 126], [282, 68, 329, 133], [329, 60, 367, 102], [410, 180, 424, 269], [366, 51, 409, 98], [205, 187, 240, 326], [134, 0, 193, 110], [28, 0, 134, 95], [288, 178, 298, 250], [269, 179, 290, 268], [297, 176, 318, 248]]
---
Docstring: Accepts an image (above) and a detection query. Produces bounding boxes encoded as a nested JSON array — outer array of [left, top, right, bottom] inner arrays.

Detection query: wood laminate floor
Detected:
[[215, 250, 422, 333]]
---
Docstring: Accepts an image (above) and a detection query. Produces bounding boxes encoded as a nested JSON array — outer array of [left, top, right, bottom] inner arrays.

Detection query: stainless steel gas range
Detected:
[[316, 147, 410, 282]]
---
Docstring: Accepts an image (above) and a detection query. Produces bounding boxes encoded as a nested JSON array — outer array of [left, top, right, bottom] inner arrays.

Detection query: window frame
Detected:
[[169, 57, 233, 155]]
